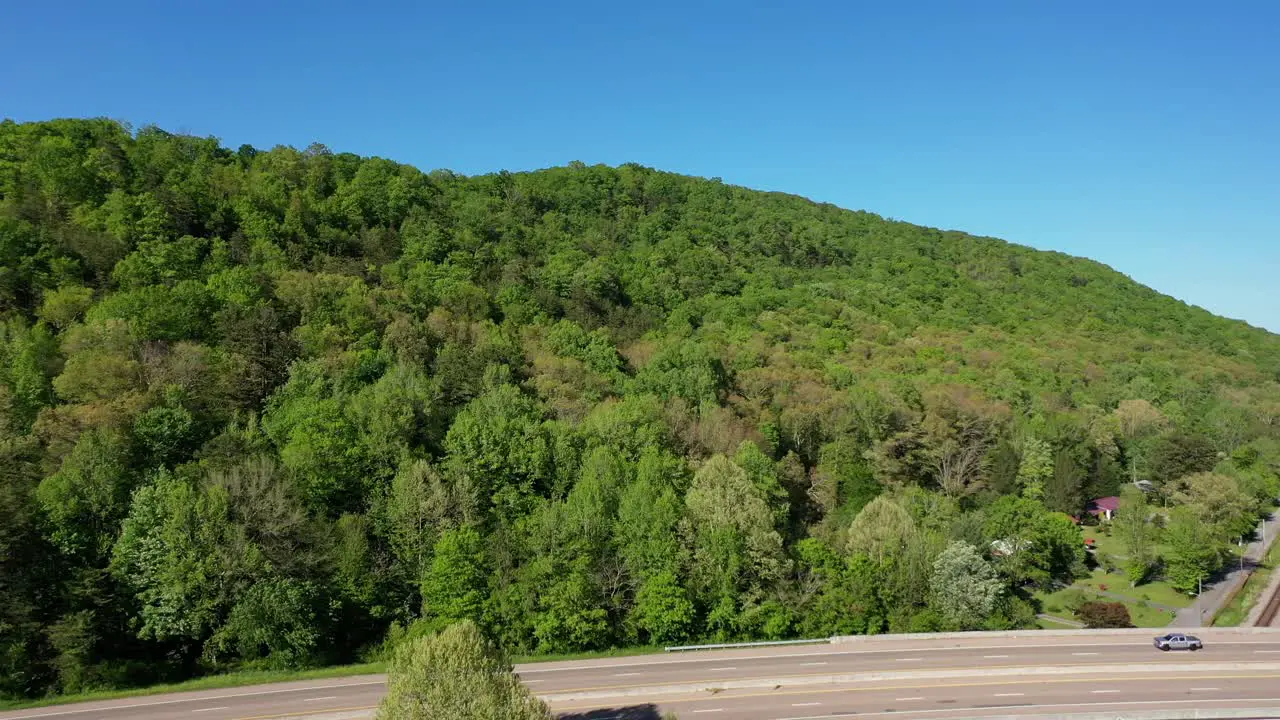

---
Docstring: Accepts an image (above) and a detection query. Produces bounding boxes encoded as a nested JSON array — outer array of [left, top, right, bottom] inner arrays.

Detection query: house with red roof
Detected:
[[1086, 496, 1120, 521]]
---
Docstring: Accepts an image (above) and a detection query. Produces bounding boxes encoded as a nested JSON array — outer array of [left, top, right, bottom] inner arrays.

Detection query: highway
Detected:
[[4, 628, 1280, 720]]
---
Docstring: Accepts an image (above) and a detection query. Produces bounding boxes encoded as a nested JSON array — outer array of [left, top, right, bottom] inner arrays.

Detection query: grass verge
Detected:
[[0, 662, 386, 712]]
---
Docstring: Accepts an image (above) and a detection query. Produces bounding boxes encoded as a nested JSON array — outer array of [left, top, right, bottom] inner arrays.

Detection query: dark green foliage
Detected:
[[1151, 431, 1220, 483], [0, 435, 57, 697], [1045, 448, 1085, 515], [1, 118, 1279, 699], [206, 578, 325, 669]]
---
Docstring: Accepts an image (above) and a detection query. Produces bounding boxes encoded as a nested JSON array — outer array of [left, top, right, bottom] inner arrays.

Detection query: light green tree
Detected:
[[1111, 399, 1168, 483], [615, 468, 683, 582], [846, 495, 917, 564], [421, 527, 489, 630], [1164, 507, 1223, 594], [1113, 486, 1156, 585], [376, 620, 551, 719], [1168, 472, 1258, 540], [36, 285, 94, 329], [734, 440, 790, 531], [381, 459, 475, 582], [1016, 437, 1053, 502], [443, 384, 552, 518], [984, 496, 1082, 587], [683, 455, 787, 609], [929, 541, 1003, 629], [632, 570, 694, 644]]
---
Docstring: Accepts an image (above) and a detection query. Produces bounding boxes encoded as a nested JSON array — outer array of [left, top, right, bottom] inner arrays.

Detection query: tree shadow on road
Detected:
[[557, 704, 665, 719]]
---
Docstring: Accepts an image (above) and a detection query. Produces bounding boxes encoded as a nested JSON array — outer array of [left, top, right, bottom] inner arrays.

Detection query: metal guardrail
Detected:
[[664, 637, 832, 652]]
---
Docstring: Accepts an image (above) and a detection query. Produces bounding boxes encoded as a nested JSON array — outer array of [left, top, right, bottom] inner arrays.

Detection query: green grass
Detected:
[[1034, 584, 1086, 614], [1077, 570, 1192, 609], [1034, 581, 1177, 630], [1083, 528, 1126, 559], [0, 662, 387, 712], [1084, 525, 1176, 567], [1214, 532, 1280, 627], [1126, 601, 1179, 627]]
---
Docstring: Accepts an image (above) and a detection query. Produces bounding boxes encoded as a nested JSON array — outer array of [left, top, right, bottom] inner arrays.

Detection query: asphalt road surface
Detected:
[[6, 630, 1280, 720]]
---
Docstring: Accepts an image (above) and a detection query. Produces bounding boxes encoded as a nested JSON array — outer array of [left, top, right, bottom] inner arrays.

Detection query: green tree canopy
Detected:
[[3, 118, 1280, 700]]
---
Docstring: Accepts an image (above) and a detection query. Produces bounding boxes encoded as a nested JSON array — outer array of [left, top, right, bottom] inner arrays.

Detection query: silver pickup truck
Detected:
[[1153, 633, 1203, 651]]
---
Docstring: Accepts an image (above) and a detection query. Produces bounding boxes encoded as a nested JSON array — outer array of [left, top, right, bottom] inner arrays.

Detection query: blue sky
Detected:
[[3, 0, 1277, 331]]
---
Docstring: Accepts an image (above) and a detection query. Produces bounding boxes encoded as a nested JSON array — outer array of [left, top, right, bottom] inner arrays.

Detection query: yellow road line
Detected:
[[231, 705, 377, 720]]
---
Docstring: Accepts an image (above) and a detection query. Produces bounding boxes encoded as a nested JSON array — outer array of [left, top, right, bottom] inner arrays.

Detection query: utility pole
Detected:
[[1196, 577, 1203, 627]]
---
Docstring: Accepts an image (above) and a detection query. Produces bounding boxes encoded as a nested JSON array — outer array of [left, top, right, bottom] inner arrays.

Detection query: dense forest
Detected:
[[2, 118, 1280, 700]]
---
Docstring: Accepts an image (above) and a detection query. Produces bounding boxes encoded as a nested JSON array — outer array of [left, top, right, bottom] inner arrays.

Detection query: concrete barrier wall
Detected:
[[292, 706, 1280, 720], [830, 625, 1280, 644]]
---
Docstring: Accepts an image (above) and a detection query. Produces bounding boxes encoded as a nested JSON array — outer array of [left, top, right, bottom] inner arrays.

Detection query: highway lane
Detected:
[[552, 672, 1280, 719], [4, 629, 1280, 720], [516, 637, 1280, 694], [0, 678, 389, 720]]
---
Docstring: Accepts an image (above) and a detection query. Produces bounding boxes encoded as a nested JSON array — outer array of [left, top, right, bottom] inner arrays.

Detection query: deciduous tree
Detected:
[[929, 541, 1003, 630]]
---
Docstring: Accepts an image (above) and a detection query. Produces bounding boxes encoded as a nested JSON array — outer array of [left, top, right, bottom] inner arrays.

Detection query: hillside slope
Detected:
[[2, 118, 1278, 699]]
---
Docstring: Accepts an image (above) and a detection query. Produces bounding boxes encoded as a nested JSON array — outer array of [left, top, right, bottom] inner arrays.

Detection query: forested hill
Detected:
[[3, 118, 1280, 700]]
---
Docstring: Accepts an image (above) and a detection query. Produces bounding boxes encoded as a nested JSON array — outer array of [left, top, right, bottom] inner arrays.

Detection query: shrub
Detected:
[[1095, 552, 1117, 573], [375, 621, 552, 720], [1075, 601, 1133, 629]]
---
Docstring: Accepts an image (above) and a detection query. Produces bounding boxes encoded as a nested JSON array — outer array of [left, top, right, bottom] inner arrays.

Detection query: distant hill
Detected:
[[2, 118, 1277, 699]]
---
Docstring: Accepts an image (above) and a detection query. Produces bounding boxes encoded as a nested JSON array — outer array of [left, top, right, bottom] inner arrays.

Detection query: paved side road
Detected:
[[1175, 503, 1280, 627]]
